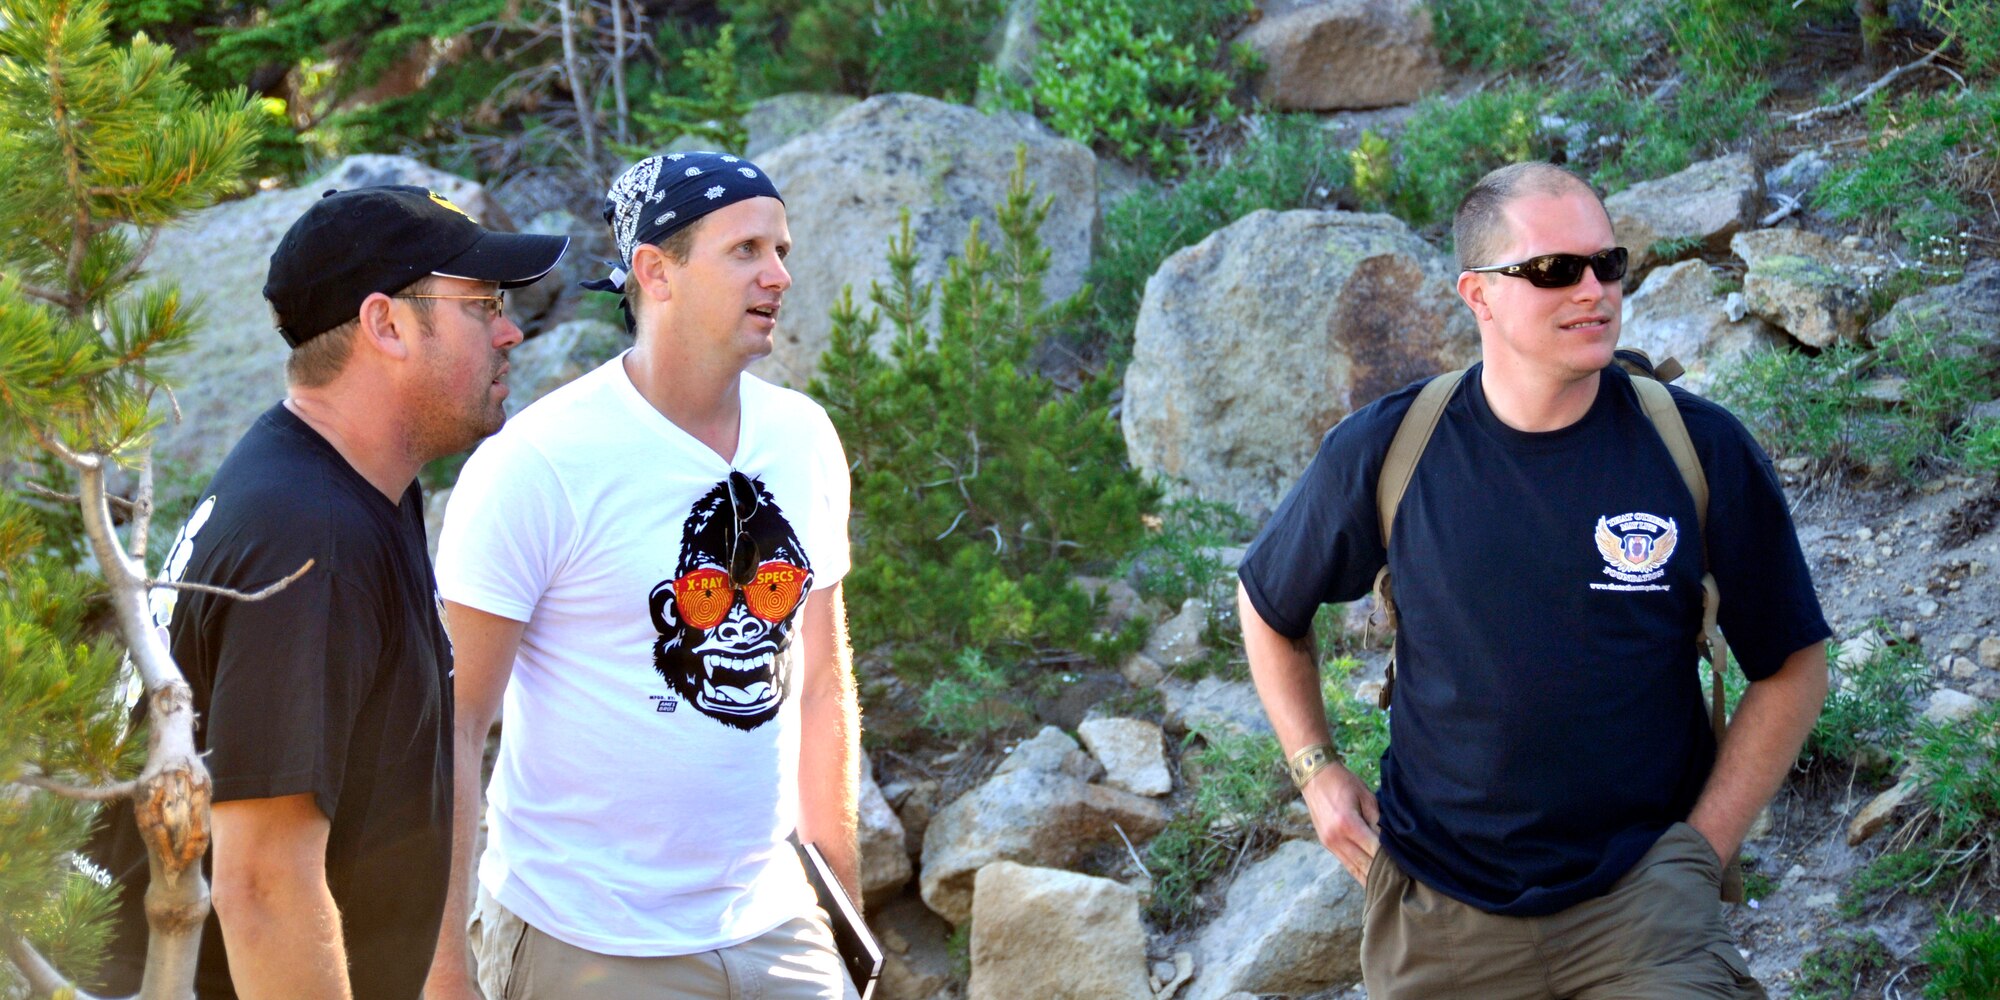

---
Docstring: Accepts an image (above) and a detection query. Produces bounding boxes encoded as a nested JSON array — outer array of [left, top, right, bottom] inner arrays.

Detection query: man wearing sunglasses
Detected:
[[1237, 162, 1828, 998], [84, 185, 568, 1000], [428, 151, 860, 999]]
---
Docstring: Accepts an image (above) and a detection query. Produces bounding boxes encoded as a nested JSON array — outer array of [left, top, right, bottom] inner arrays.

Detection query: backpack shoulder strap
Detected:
[[1377, 370, 1468, 547], [1629, 377, 1708, 533], [1630, 377, 1732, 738]]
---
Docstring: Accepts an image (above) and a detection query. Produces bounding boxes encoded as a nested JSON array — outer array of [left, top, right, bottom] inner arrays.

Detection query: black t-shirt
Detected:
[[1239, 364, 1829, 916], [85, 403, 453, 999]]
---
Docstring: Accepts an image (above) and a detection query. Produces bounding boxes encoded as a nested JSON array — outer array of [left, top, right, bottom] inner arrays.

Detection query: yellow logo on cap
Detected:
[[428, 191, 477, 223]]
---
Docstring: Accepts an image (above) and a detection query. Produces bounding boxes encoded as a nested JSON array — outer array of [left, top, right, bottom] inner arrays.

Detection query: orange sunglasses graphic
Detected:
[[672, 561, 808, 630]]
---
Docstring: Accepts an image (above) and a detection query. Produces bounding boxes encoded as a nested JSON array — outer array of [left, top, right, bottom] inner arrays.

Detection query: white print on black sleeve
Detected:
[[124, 495, 218, 711], [1589, 511, 1679, 593], [646, 472, 813, 731]]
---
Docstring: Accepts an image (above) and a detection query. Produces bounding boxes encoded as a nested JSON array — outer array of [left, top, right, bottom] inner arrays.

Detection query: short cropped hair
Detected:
[[625, 214, 709, 325], [284, 277, 437, 387], [1452, 162, 1606, 270]]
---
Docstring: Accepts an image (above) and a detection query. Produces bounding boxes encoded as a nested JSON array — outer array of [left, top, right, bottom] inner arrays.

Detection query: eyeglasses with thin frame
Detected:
[[393, 291, 507, 322], [1465, 248, 1628, 289]]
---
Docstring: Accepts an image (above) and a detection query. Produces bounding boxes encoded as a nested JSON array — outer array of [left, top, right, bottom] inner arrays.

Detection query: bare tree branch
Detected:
[[18, 773, 138, 802], [102, 226, 163, 293], [554, 0, 599, 167], [1788, 42, 1948, 126], [145, 559, 315, 603], [20, 480, 132, 512], [5, 277, 73, 308], [2, 928, 105, 1000], [1760, 193, 1802, 227], [129, 452, 155, 561], [609, 0, 629, 145]]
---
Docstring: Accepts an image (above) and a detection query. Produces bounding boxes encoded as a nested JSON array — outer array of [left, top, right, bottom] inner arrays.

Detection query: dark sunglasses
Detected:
[[725, 470, 761, 587], [1465, 247, 1628, 288]]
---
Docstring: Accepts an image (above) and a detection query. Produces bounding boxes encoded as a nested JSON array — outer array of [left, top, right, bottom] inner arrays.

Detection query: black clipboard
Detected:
[[792, 836, 883, 1000]]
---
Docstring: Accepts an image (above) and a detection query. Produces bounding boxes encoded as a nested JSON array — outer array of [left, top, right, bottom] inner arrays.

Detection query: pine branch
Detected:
[[20, 480, 137, 512], [2, 927, 103, 1000], [17, 773, 138, 801]]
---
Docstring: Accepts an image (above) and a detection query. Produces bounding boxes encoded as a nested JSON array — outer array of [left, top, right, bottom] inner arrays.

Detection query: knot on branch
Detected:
[[135, 761, 210, 884]]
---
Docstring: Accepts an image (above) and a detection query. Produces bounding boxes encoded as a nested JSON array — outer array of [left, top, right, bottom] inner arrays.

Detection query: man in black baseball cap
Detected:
[[86, 184, 567, 1000]]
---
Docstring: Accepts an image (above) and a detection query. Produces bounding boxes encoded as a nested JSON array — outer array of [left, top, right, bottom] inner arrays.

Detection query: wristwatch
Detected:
[[1287, 742, 1342, 791]]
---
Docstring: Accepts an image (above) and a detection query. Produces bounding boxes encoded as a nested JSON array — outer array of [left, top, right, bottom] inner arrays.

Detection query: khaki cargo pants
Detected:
[[471, 887, 860, 1000], [1362, 823, 1767, 999]]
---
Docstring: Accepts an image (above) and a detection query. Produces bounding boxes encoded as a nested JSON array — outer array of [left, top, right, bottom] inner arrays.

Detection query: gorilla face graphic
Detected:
[[648, 473, 813, 731]]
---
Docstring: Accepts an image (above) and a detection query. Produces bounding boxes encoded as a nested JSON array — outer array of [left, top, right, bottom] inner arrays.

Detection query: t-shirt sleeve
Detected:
[[807, 405, 852, 590], [1681, 391, 1832, 681], [201, 569, 382, 818], [1237, 390, 1412, 639], [437, 433, 575, 622]]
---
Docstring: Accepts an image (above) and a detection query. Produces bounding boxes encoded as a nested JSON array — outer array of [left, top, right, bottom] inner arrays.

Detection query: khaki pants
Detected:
[[1362, 823, 1766, 1000], [471, 887, 860, 1000]]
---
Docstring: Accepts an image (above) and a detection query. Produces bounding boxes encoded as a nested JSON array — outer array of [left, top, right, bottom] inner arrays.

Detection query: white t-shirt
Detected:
[[437, 354, 851, 956]]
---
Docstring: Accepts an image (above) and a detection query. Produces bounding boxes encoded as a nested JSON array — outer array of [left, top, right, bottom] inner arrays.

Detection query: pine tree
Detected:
[[810, 148, 1157, 678], [0, 0, 262, 995]]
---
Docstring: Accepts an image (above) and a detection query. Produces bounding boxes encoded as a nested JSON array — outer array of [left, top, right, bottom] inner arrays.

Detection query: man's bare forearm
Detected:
[[1238, 582, 1334, 756], [1688, 641, 1829, 862], [798, 585, 861, 903], [425, 714, 489, 992], [216, 877, 351, 1000]]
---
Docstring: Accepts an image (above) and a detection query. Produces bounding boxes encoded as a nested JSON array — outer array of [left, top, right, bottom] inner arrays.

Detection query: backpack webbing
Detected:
[[1367, 361, 1742, 900]]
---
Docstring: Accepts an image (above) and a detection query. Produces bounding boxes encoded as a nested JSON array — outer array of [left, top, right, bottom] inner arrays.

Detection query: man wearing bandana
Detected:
[[427, 152, 860, 999]]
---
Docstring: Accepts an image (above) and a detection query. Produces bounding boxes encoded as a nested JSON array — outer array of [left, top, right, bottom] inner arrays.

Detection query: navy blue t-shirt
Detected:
[[1239, 364, 1829, 916]]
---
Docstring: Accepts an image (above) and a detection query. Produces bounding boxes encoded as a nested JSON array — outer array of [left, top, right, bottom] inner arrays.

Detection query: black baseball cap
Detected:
[[264, 185, 571, 347]]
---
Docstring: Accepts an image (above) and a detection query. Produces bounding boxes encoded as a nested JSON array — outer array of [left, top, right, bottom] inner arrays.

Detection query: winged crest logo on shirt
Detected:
[[1594, 512, 1678, 584]]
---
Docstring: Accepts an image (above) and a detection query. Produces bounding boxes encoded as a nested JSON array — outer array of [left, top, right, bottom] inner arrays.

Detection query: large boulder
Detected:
[[1865, 260, 2000, 355], [969, 862, 1154, 1000], [140, 156, 526, 478], [753, 94, 1097, 387], [919, 728, 1169, 924], [503, 319, 626, 418], [1605, 153, 1762, 275], [1186, 840, 1365, 1000], [860, 757, 914, 908], [1124, 209, 1477, 520], [1618, 260, 1784, 394], [1731, 228, 1885, 348], [1237, 0, 1443, 111], [743, 93, 861, 159]]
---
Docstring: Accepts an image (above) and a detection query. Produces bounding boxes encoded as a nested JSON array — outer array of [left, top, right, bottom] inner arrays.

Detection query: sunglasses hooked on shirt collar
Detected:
[[1465, 247, 1628, 288]]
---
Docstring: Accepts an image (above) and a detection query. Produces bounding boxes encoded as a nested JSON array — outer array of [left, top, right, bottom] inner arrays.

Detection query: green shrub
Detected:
[[1368, 84, 1551, 229], [1426, 0, 1552, 70], [1795, 932, 1895, 1000], [980, 0, 1252, 173], [1805, 630, 1928, 770], [1551, 76, 1768, 191], [810, 151, 1157, 679], [1924, 910, 2000, 1000], [627, 24, 751, 153], [1715, 317, 2000, 481], [1129, 500, 1252, 610], [867, 0, 1005, 101], [1843, 705, 2000, 914], [1818, 87, 1999, 247], [1662, 0, 1853, 85], [1144, 728, 1286, 925], [1320, 655, 1390, 789], [918, 648, 1032, 740], [1082, 114, 1349, 363], [1959, 417, 2000, 474]]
